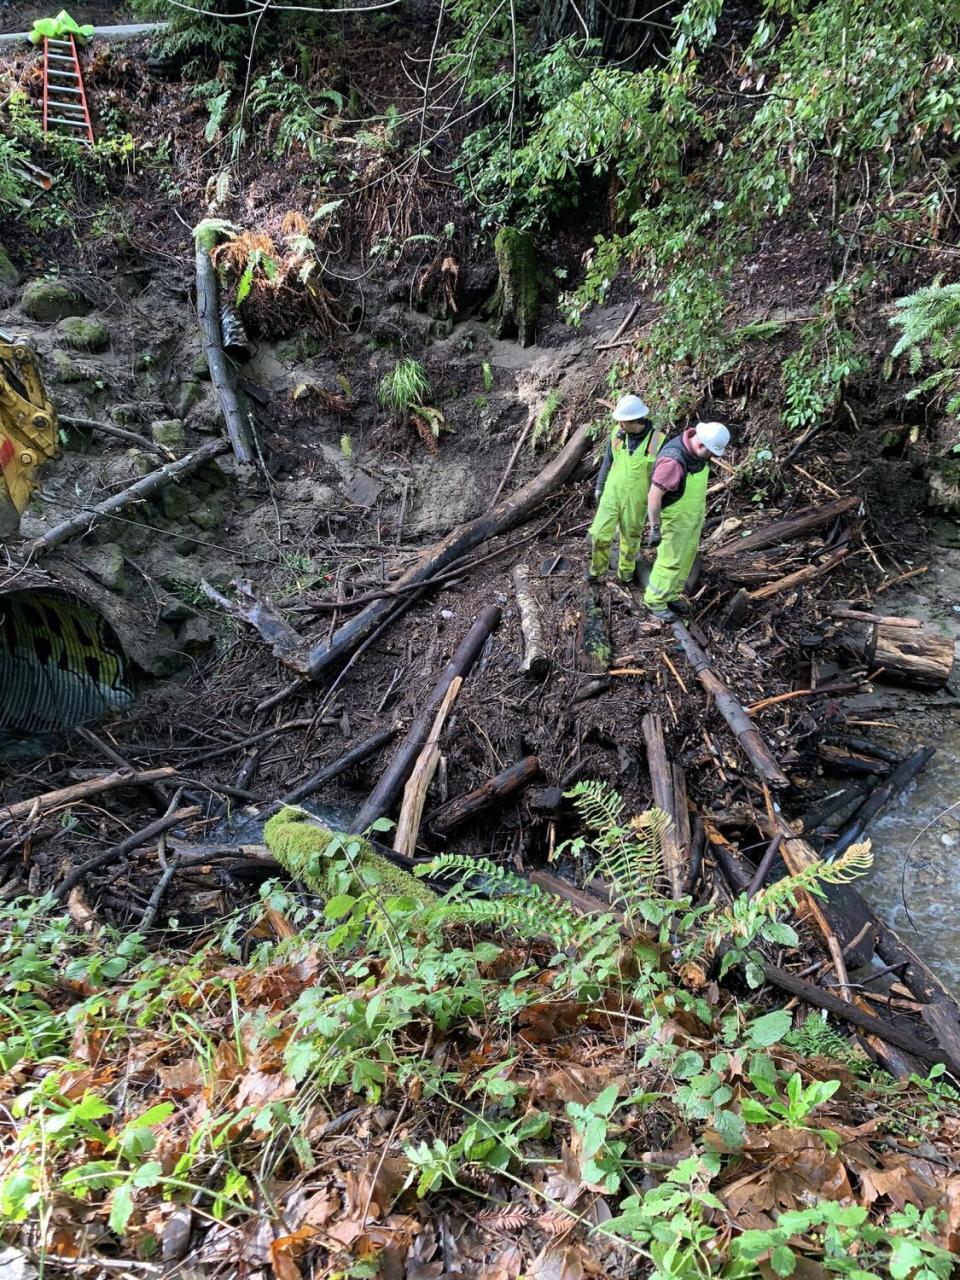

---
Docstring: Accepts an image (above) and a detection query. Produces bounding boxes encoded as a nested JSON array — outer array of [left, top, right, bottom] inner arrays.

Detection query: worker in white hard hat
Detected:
[[588, 394, 665, 584], [643, 421, 730, 620]]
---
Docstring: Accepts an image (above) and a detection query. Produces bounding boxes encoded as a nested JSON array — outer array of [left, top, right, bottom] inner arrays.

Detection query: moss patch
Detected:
[[22, 278, 90, 322], [58, 316, 110, 353], [492, 226, 539, 347], [264, 807, 437, 907]]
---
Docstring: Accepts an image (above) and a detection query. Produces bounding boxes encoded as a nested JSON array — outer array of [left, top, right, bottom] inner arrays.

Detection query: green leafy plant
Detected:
[[378, 358, 433, 422]]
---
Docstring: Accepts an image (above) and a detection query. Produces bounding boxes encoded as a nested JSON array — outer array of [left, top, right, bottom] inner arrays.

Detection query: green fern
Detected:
[[890, 280, 960, 413], [418, 853, 613, 949], [565, 782, 671, 922], [566, 780, 624, 834]]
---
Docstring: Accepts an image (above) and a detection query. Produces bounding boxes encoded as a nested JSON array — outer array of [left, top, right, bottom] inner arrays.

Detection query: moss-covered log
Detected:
[[263, 806, 437, 907]]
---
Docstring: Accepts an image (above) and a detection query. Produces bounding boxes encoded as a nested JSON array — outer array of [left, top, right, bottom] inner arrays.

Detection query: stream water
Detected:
[[864, 725, 960, 995]]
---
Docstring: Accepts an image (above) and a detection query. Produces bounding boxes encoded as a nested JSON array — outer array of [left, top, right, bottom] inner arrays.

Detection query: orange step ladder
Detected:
[[41, 35, 95, 146]]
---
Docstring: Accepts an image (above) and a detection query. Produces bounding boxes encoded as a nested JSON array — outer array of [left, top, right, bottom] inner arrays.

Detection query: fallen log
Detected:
[[513, 563, 550, 678], [640, 714, 686, 897], [195, 223, 254, 466], [429, 756, 541, 835], [818, 743, 891, 778], [746, 546, 848, 601], [825, 746, 935, 859], [668, 623, 789, 786], [821, 733, 901, 766], [1, 767, 177, 826], [870, 621, 955, 689], [577, 590, 610, 675], [713, 496, 860, 557], [393, 678, 462, 859], [349, 605, 502, 833], [753, 954, 957, 1075], [832, 615, 954, 689], [22, 439, 230, 559], [261, 726, 399, 816], [308, 425, 591, 680]]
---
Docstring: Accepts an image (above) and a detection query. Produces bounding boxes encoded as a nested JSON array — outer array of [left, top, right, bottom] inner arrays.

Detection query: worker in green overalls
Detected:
[[588, 395, 664, 584], [644, 421, 730, 619]]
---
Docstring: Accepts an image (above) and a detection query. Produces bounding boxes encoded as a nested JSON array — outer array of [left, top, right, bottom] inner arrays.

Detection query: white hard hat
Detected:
[[694, 421, 730, 457], [612, 394, 649, 422]]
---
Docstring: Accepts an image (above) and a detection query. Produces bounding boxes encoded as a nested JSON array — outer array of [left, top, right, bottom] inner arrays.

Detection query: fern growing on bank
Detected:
[[889, 280, 960, 417]]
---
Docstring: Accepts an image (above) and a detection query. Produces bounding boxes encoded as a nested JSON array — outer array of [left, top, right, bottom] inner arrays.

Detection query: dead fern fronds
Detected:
[[477, 1207, 530, 1232], [411, 412, 439, 454]]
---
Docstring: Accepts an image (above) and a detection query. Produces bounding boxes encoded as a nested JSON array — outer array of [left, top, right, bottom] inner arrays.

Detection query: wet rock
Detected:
[[173, 613, 216, 656], [21, 278, 90, 322], [176, 379, 204, 418], [188, 502, 221, 531], [57, 316, 109, 352], [134, 350, 162, 373], [50, 349, 86, 383], [928, 456, 960, 516], [151, 418, 185, 452], [161, 485, 193, 521], [84, 542, 126, 592], [0, 243, 19, 290]]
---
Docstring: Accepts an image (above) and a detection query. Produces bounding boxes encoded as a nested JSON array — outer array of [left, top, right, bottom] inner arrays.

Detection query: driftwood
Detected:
[[429, 756, 541, 834], [747, 546, 848, 601], [713, 496, 860, 557], [513, 564, 550, 678], [577, 590, 610, 675], [201, 578, 311, 674], [825, 746, 936, 859], [641, 714, 686, 897], [870, 621, 955, 689], [1, 767, 177, 826], [668, 623, 789, 786], [350, 605, 502, 833], [23, 439, 229, 559], [834, 615, 955, 688], [393, 678, 463, 859], [309, 424, 591, 680], [195, 228, 254, 466]]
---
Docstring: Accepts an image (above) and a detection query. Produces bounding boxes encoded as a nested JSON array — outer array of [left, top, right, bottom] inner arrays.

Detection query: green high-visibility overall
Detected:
[[589, 425, 663, 581], [643, 457, 710, 610]]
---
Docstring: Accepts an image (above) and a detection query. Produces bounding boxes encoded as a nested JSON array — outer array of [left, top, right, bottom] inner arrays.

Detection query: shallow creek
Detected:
[[863, 725, 960, 995]]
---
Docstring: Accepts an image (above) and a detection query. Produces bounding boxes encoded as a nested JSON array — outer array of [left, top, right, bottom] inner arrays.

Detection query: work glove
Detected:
[[646, 524, 662, 547]]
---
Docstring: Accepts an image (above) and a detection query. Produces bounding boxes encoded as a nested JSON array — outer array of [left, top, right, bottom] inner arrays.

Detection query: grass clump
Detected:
[[378, 358, 432, 421]]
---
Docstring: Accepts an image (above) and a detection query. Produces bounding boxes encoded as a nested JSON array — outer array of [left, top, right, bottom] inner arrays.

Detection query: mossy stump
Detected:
[[491, 226, 539, 347], [263, 807, 437, 908]]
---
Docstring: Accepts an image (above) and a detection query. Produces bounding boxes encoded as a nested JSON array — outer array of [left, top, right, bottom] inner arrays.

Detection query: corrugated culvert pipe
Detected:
[[0, 588, 134, 754]]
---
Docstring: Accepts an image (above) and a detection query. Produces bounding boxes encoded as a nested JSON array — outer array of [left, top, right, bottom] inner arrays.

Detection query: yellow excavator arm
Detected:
[[0, 327, 59, 540]]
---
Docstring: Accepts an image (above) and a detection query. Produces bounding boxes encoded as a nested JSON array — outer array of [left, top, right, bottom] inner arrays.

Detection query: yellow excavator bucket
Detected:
[[0, 328, 59, 540]]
